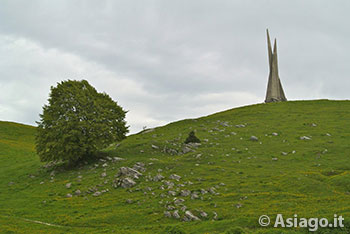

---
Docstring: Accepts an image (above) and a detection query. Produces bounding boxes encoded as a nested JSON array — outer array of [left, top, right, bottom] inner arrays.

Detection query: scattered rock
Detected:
[[272, 132, 278, 136], [213, 211, 218, 220], [75, 189, 81, 196], [167, 205, 176, 210], [169, 174, 181, 181], [93, 191, 101, 197], [250, 136, 259, 141], [180, 190, 191, 197], [151, 144, 159, 150], [101, 172, 107, 177], [66, 193, 72, 198], [184, 211, 200, 221], [153, 174, 165, 182], [173, 210, 181, 219], [182, 146, 193, 154], [168, 191, 176, 196], [209, 187, 216, 194], [174, 198, 185, 205], [164, 211, 172, 218], [200, 189, 208, 194], [300, 136, 311, 140], [113, 157, 125, 161], [133, 162, 146, 172], [126, 199, 133, 204], [65, 183, 71, 189], [191, 193, 199, 200], [272, 158, 278, 161], [113, 177, 136, 188], [200, 211, 208, 218], [326, 133, 332, 137], [281, 152, 288, 156], [117, 167, 142, 179]]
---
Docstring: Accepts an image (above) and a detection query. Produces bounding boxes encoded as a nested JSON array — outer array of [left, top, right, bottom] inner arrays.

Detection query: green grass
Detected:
[[1, 100, 350, 233]]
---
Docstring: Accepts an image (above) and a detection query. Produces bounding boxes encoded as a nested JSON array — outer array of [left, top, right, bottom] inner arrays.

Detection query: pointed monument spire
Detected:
[[265, 29, 287, 103]]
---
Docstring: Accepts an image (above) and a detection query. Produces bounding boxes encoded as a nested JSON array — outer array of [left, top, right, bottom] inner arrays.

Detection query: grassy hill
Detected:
[[1, 100, 350, 233]]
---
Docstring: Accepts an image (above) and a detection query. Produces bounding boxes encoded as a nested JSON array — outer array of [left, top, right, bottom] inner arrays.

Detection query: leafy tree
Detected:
[[36, 80, 128, 165]]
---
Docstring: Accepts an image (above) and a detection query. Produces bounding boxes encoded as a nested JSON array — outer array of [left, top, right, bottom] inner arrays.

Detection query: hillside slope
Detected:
[[1, 100, 350, 233]]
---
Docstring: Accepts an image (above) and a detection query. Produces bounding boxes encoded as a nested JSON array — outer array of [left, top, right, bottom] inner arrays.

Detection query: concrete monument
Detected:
[[265, 29, 287, 103]]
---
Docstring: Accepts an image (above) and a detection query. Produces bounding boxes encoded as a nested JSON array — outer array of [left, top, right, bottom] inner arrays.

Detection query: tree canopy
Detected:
[[36, 80, 128, 165]]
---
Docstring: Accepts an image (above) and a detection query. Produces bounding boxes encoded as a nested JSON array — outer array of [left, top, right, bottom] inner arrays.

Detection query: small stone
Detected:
[[66, 193, 72, 198], [169, 174, 181, 181], [173, 210, 181, 219], [164, 211, 172, 218], [182, 146, 192, 154], [113, 157, 125, 161], [126, 199, 133, 204], [168, 191, 176, 196], [213, 211, 218, 220], [200, 189, 208, 194], [272, 158, 278, 161], [250, 136, 258, 141], [117, 167, 142, 179], [167, 205, 176, 210], [184, 211, 200, 221], [101, 172, 107, 177], [65, 183, 71, 188], [272, 132, 278, 136], [102, 163, 108, 167], [191, 193, 199, 199], [209, 187, 216, 194], [120, 177, 136, 188], [300, 136, 311, 140], [180, 190, 191, 197], [93, 191, 101, 197], [151, 144, 159, 150], [174, 198, 185, 205], [40, 181, 44, 185], [326, 133, 332, 137], [75, 189, 81, 196], [153, 174, 165, 182], [281, 152, 288, 156], [200, 211, 208, 218]]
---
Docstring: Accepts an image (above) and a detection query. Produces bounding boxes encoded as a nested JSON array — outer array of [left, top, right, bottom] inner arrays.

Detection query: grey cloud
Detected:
[[0, 0, 350, 133]]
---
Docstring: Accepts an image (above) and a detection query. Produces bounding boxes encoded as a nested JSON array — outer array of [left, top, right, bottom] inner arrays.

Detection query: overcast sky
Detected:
[[0, 0, 349, 133]]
